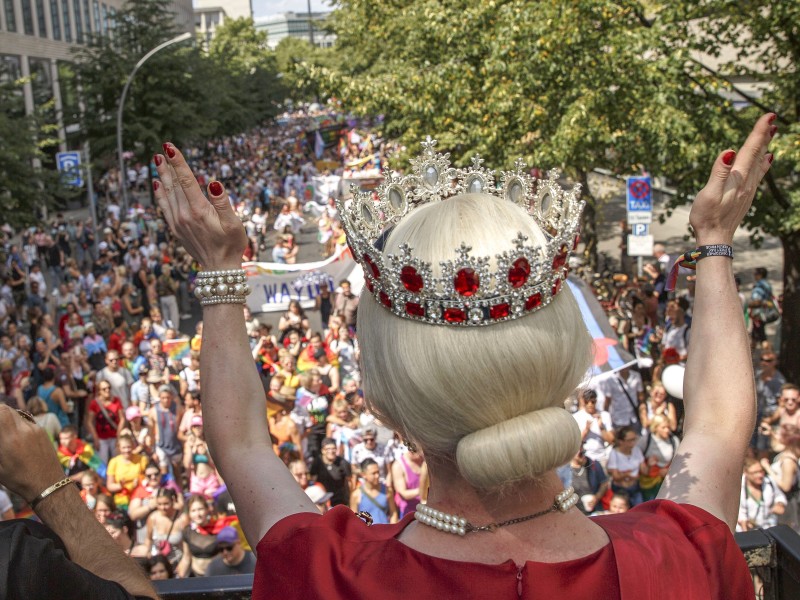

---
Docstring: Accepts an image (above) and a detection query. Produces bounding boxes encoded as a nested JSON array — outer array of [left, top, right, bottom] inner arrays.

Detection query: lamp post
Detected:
[[117, 31, 193, 214]]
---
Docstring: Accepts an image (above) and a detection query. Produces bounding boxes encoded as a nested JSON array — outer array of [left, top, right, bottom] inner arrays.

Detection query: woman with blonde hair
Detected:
[[639, 382, 678, 432], [26, 395, 61, 441], [638, 414, 680, 501], [152, 115, 775, 598]]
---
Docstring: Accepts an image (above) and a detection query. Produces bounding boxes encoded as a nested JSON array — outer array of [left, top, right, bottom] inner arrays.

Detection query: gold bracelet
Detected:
[[30, 477, 75, 511]]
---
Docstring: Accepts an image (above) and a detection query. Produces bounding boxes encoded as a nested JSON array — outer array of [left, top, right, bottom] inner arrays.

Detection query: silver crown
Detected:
[[336, 138, 584, 327]]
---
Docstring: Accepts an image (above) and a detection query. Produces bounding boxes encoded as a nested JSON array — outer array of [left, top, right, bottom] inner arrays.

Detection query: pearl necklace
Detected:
[[414, 487, 579, 536]]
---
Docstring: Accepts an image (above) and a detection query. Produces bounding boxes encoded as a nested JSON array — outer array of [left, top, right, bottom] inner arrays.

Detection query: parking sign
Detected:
[[56, 151, 83, 187]]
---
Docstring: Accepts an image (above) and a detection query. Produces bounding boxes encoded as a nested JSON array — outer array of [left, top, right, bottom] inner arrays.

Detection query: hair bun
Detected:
[[456, 407, 580, 490]]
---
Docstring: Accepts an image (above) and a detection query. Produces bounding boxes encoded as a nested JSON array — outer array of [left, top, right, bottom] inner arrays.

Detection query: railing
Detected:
[[151, 527, 800, 599], [735, 525, 800, 600]]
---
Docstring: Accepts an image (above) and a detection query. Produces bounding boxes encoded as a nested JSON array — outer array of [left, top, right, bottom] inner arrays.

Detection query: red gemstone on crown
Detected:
[[552, 279, 562, 296], [489, 303, 510, 319], [400, 266, 424, 293], [405, 302, 425, 317], [379, 291, 392, 308], [454, 268, 479, 296], [363, 253, 380, 279], [443, 308, 466, 323], [525, 293, 542, 311], [508, 257, 531, 288], [552, 244, 569, 270], [572, 234, 580, 251], [365, 279, 374, 293]]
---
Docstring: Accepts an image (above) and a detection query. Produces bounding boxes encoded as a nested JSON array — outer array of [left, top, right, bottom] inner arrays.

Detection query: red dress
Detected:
[[253, 500, 754, 599]]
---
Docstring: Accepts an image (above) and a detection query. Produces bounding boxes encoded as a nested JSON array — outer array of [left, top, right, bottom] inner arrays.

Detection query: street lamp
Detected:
[[117, 31, 193, 213]]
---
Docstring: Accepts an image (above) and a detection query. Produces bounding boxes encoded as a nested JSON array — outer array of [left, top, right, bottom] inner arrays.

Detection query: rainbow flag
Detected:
[[163, 338, 191, 364], [58, 439, 106, 479]]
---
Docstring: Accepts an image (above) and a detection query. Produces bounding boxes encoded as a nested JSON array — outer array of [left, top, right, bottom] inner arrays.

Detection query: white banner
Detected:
[[243, 247, 363, 313]]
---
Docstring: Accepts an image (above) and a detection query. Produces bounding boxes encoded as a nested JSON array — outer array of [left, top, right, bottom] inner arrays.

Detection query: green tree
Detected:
[[0, 67, 72, 226], [274, 36, 340, 102], [311, 1, 722, 264], [207, 18, 286, 132], [660, 2, 800, 381]]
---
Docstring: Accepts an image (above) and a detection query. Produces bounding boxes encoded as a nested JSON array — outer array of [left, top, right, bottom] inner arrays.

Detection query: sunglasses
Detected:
[[218, 545, 235, 552], [145, 473, 160, 478], [363, 437, 376, 442]]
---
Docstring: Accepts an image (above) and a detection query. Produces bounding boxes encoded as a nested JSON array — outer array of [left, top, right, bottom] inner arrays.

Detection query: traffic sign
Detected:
[[56, 151, 83, 187], [627, 212, 652, 225], [626, 176, 652, 212], [631, 223, 649, 236], [627, 234, 654, 257]]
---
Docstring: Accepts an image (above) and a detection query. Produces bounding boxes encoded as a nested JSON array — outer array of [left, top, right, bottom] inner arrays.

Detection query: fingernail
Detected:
[[722, 150, 736, 166], [209, 181, 224, 197], [153, 180, 160, 191], [162, 143, 176, 158], [767, 153, 774, 164], [768, 114, 777, 124], [153, 154, 163, 166], [769, 125, 777, 138]]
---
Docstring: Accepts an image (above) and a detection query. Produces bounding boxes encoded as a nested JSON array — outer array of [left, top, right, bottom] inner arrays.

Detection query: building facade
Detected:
[[254, 11, 334, 50], [0, 0, 193, 152], [193, 0, 251, 47]]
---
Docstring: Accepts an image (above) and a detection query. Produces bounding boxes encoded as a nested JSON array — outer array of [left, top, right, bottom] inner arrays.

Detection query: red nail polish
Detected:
[[209, 181, 224, 197], [769, 125, 777, 138], [722, 150, 736, 166], [153, 154, 163, 166], [163, 143, 176, 158], [767, 153, 774, 164], [768, 114, 777, 124], [153, 180, 160, 191]]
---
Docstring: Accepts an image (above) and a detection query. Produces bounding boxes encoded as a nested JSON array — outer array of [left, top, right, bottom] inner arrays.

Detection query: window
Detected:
[[28, 57, 53, 106], [72, 0, 82, 42], [92, 0, 98, 34], [82, 0, 90, 33], [35, 0, 46, 36], [50, 0, 60, 39], [107, 6, 114, 32], [21, 0, 34, 34], [62, 0, 71, 41], [4, 0, 16, 32], [100, 3, 106, 35]]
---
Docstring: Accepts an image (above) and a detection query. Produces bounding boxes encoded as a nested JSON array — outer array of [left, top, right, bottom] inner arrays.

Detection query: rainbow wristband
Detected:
[[665, 244, 733, 291]]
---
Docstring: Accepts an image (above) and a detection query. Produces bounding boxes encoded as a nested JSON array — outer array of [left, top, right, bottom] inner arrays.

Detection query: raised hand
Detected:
[[152, 143, 247, 270], [689, 113, 776, 246]]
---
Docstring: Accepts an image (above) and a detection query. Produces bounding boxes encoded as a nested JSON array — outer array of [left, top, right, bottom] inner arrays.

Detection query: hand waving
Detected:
[[152, 143, 247, 270], [689, 114, 776, 246]]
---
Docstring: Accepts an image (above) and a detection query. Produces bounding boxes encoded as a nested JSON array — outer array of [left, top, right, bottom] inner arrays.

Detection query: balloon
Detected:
[[662, 364, 685, 400]]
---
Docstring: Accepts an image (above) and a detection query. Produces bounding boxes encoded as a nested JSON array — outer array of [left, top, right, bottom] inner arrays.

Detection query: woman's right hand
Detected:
[[153, 144, 247, 270]]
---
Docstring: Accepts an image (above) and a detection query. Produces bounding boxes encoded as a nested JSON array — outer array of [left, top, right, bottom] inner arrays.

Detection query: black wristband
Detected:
[[696, 244, 734, 260]]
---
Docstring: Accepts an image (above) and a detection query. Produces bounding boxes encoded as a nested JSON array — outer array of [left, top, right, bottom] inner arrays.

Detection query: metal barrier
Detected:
[[736, 525, 800, 600], [151, 528, 800, 599]]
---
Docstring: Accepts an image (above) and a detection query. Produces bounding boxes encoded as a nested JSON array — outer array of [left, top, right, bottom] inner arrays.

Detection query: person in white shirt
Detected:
[[607, 425, 646, 506], [594, 368, 644, 429], [737, 457, 786, 531], [572, 389, 615, 463]]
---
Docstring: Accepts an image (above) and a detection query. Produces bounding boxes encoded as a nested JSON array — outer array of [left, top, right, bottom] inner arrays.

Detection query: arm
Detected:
[[391, 460, 419, 500], [154, 147, 315, 552], [658, 114, 775, 529], [0, 405, 157, 599], [349, 487, 361, 512], [127, 495, 156, 522], [176, 540, 192, 578], [84, 408, 98, 445], [106, 461, 123, 493], [666, 403, 678, 432]]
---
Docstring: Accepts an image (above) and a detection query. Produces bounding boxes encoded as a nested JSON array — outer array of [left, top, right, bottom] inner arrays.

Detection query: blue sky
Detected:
[[252, 0, 333, 18]]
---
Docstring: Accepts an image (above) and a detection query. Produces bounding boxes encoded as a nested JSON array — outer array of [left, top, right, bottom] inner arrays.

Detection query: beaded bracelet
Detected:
[[194, 268, 251, 305], [30, 477, 75, 510], [665, 244, 733, 291]]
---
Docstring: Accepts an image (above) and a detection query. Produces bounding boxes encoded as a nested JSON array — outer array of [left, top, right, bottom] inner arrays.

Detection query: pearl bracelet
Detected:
[[194, 268, 251, 304]]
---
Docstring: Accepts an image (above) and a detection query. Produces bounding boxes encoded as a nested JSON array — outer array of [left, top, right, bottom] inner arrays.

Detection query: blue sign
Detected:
[[626, 176, 651, 212], [631, 223, 649, 236], [56, 151, 83, 187]]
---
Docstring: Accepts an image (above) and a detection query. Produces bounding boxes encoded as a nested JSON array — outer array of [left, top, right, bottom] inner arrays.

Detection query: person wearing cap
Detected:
[[204, 527, 256, 577], [82, 322, 107, 371], [122, 405, 152, 458], [305, 484, 333, 515]]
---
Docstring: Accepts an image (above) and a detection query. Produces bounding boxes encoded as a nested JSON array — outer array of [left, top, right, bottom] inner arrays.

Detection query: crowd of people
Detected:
[[0, 108, 789, 592]]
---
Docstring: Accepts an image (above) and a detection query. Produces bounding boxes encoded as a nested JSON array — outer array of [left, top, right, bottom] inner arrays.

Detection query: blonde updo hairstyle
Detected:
[[358, 193, 592, 490]]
